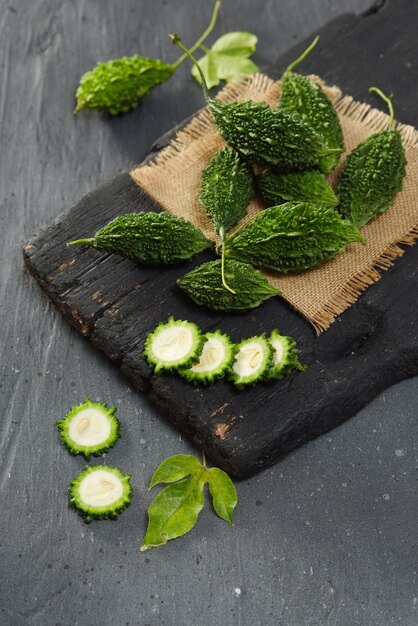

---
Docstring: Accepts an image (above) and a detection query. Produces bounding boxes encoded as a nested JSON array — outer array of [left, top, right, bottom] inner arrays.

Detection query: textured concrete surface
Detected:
[[2, 1, 418, 625]]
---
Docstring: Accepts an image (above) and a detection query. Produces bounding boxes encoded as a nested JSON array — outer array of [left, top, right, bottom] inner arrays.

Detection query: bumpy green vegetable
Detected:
[[57, 399, 120, 460], [180, 331, 236, 384], [177, 259, 279, 311], [257, 169, 338, 207], [69, 465, 132, 523], [172, 36, 339, 172], [278, 37, 344, 174], [68, 212, 212, 265], [229, 334, 273, 388], [224, 202, 364, 273], [338, 88, 406, 228], [144, 317, 204, 374], [268, 330, 305, 380]]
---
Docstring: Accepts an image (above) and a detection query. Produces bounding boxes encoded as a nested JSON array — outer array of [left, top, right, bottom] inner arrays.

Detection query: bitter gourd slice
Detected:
[[257, 169, 338, 208], [268, 330, 305, 380], [69, 465, 132, 523], [144, 317, 204, 374], [337, 87, 406, 228], [229, 334, 273, 389], [57, 399, 120, 459], [177, 259, 280, 311], [180, 330, 236, 384], [278, 37, 344, 174], [223, 202, 364, 273], [172, 36, 339, 172], [68, 212, 212, 265]]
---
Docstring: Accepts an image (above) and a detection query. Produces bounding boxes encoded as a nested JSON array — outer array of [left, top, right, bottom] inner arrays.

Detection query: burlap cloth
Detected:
[[131, 73, 418, 333]]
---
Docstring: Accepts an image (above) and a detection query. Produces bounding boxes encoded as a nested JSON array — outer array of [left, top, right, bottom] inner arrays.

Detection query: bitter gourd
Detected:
[[177, 259, 280, 311], [257, 169, 338, 208], [57, 399, 120, 460], [68, 212, 212, 265], [180, 330, 236, 384], [268, 330, 305, 380], [144, 317, 204, 374], [172, 36, 340, 172], [278, 37, 344, 174], [337, 87, 406, 228], [69, 465, 132, 523], [223, 202, 364, 273], [229, 334, 273, 388]]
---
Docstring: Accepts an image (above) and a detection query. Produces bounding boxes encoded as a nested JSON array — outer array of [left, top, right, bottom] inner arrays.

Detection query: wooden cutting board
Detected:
[[24, 0, 418, 478]]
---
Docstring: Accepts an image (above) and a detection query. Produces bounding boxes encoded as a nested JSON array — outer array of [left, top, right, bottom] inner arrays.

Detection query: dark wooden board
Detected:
[[24, 0, 418, 478]]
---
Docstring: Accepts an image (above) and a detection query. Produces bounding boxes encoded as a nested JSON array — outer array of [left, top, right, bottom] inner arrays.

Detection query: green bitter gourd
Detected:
[[229, 334, 273, 388], [223, 202, 364, 273], [180, 330, 236, 384], [337, 87, 406, 228], [68, 212, 212, 265], [177, 259, 280, 311], [268, 329, 306, 380], [144, 317, 204, 374], [257, 169, 338, 208], [69, 465, 132, 523], [57, 399, 120, 459], [278, 36, 344, 174]]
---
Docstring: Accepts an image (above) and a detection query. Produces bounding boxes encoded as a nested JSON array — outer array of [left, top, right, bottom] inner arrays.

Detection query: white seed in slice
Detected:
[[78, 469, 124, 507], [153, 326, 194, 362], [68, 408, 112, 448], [190, 337, 226, 373], [233, 342, 264, 378]]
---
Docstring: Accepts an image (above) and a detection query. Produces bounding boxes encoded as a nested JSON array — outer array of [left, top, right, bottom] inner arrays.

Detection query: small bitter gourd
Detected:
[[68, 212, 212, 265], [57, 399, 120, 459], [278, 37, 344, 174], [172, 36, 340, 172], [144, 317, 204, 374], [69, 465, 132, 523], [229, 334, 273, 388], [223, 202, 364, 273], [268, 330, 305, 380], [337, 87, 406, 228], [257, 169, 338, 208], [177, 259, 280, 311], [180, 330, 236, 384]]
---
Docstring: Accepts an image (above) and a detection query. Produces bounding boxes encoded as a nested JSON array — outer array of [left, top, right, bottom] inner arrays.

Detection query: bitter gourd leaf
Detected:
[[268, 329, 306, 380], [180, 330, 236, 384], [177, 259, 280, 311], [257, 169, 338, 208], [69, 465, 132, 523], [143, 317, 204, 374], [68, 212, 212, 265], [223, 202, 364, 273], [172, 36, 340, 172], [337, 87, 406, 228], [278, 36, 344, 174], [228, 334, 273, 389], [141, 453, 237, 551], [57, 399, 120, 460]]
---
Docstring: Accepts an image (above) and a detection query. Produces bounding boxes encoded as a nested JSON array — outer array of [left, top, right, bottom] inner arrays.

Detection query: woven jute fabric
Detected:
[[130, 73, 418, 333]]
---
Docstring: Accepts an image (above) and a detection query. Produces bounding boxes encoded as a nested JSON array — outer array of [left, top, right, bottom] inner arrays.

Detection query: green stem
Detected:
[[172, 0, 221, 70], [67, 238, 94, 246], [199, 45, 210, 53], [369, 86, 394, 128], [170, 35, 211, 103], [202, 450, 207, 467], [220, 226, 236, 294], [286, 35, 320, 73]]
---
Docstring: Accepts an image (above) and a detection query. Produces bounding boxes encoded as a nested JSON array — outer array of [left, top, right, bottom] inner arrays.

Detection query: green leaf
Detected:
[[211, 55, 259, 82], [211, 31, 258, 56], [191, 53, 220, 89], [149, 454, 202, 489], [207, 467, 237, 525]]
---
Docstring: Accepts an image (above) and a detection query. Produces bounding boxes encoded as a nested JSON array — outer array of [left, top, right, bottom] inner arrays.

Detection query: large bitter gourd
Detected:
[[69, 465, 132, 523], [278, 37, 344, 174], [180, 330, 236, 384], [229, 334, 273, 388], [257, 169, 338, 208], [223, 202, 364, 273], [68, 212, 212, 265], [172, 36, 340, 172], [144, 317, 204, 374], [338, 88, 406, 228]]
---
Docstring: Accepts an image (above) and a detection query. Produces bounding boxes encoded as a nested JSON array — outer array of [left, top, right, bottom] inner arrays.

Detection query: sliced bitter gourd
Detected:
[[56, 399, 120, 459], [144, 317, 204, 374], [180, 330, 235, 384], [229, 334, 273, 389], [69, 465, 132, 523], [268, 330, 305, 380]]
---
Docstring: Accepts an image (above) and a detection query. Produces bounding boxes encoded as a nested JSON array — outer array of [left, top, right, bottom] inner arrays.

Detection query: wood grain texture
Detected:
[[4, 1, 418, 626]]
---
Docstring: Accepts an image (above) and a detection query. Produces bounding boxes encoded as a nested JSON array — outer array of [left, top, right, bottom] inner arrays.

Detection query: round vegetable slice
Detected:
[[268, 329, 304, 380], [229, 334, 273, 389], [180, 330, 235, 384], [69, 465, 132, 523], [57, 399, 120, 459], [143, 317, 204, 374]]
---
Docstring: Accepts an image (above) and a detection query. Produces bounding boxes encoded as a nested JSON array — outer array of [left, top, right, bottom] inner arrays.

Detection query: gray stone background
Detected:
[[1, 1, 417, 624]]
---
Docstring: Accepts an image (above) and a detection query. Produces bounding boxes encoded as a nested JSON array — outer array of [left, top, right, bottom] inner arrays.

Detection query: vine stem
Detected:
[[67, 238, 94, 246], [202, 450, 207, 467], [170, 35, 211, 103], [286, 35, 319, 73], [172, 0, 221, 70], [220, 226, 236, 294], [369, 86, 394, 128]]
